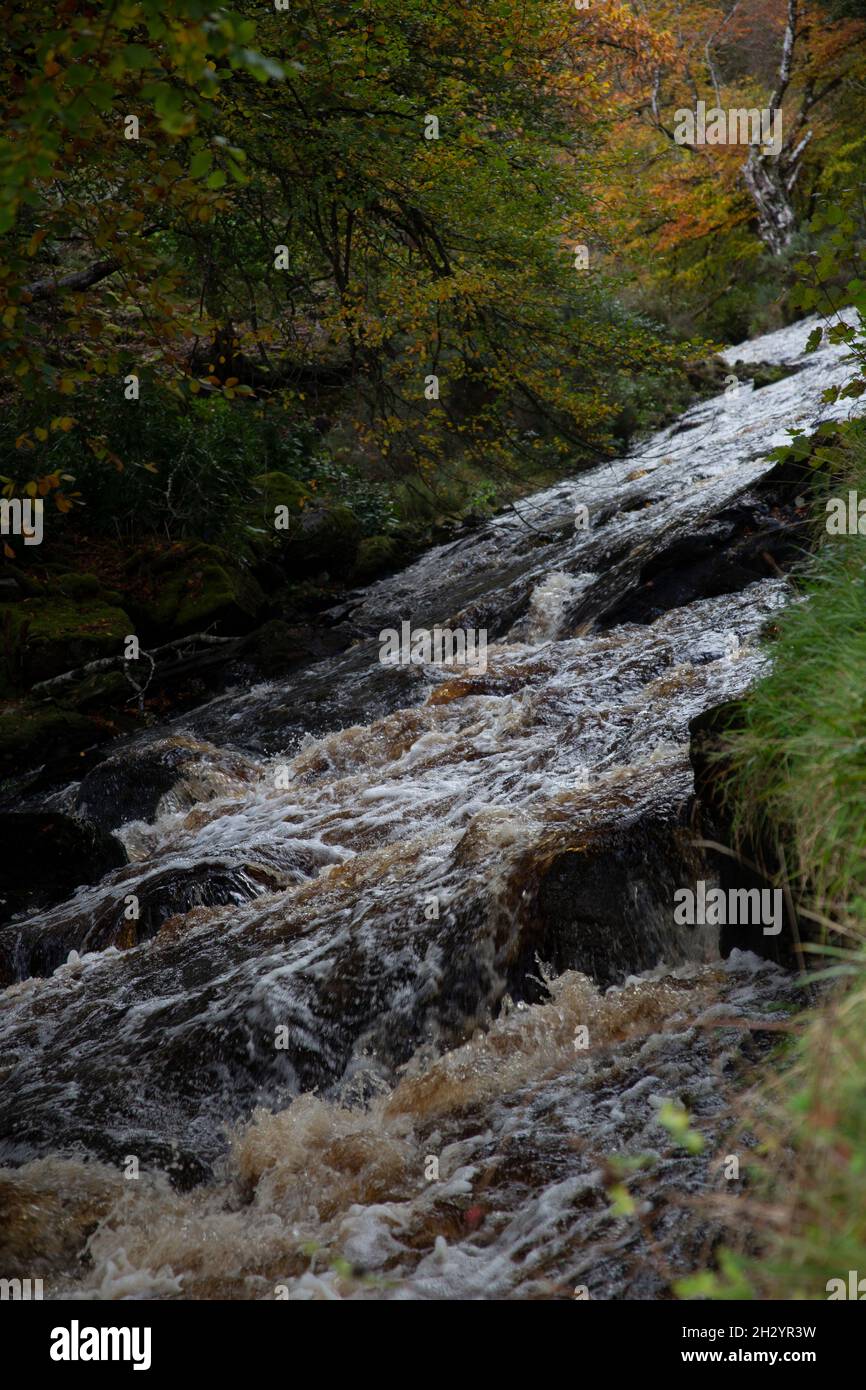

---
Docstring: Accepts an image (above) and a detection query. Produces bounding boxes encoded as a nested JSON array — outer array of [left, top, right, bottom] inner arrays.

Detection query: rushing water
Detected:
[[0, 315, 856, 1298]]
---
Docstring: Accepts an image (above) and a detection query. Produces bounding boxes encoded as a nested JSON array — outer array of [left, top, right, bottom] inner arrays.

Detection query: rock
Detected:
[[247, 471, 310, 531], [75, 735, 256, 833], [128, 541, 266, 637], [688, 701, 801, 967], [74, 735, 251, 832], [50, 572, 126, 608], [0, 812, 127, 928], [0, 596, 132, 691], [0, 701, 103, 784], [58, 669, 133, 711], [0, 860, 281, 986], [353, 534, 399, 582], [248, 472, 362, 578], [238, 618, 345, 678], [688, 699, 746, 817], [597, 485, 809, 629], [510, 811, 708, 991]]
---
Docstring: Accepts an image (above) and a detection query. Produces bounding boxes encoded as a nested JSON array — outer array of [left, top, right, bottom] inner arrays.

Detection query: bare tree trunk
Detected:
[[739, 0, 801, 255], [741, 148, 798, 255]]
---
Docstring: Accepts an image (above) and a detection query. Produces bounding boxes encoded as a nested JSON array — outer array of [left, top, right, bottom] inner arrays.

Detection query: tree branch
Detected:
[[23, 257, 121, 302]]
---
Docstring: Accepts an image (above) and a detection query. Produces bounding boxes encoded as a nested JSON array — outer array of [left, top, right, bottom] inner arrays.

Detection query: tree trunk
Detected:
[[741, 148, 798, 256]]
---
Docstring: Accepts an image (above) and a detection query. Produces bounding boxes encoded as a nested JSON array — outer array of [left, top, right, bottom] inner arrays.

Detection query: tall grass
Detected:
[[699, 423, 866, 1299]]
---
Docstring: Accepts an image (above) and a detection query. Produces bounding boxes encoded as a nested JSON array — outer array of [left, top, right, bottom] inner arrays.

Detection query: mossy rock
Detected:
[[0, 596, 132, 691], [242, 471, 309, 554], [52, 572, 101, 600], [249, 471, 311, 524], [352, 534, 399, 582], [287, 503, 361, 578], [129, 541, 266, 637], [248, 472, 361, 578], [51, 572, 126, 607], [0, 701, 99, 781]]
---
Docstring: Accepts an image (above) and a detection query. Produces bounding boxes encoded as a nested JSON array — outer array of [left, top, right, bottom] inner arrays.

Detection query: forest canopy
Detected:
[[1, 0, 864, 542]]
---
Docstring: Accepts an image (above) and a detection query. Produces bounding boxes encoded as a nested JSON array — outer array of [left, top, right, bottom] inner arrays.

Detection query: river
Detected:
[[0, 313, 855, 1299]]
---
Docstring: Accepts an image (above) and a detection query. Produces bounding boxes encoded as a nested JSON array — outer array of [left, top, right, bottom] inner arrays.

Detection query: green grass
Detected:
[[699, 422, 866, 1300], [727, 457, 866, 914]]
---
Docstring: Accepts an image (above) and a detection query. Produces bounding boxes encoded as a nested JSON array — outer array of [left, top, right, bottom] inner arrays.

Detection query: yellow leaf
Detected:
[[3, 543, 15, 559]]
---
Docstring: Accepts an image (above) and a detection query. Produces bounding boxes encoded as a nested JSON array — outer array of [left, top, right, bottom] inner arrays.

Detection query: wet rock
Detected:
[[0, 860, 282, 985], [597, 488, 806, 628], [75, 735, 256, 833], [0, 812, 126, 929], [688, 701, 802, 967], [513, 812, 709, 992]]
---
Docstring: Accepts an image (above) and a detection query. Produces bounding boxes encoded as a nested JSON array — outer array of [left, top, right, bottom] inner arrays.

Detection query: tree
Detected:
[[0, 0, 684, 504], [584, 0, 866, 338]]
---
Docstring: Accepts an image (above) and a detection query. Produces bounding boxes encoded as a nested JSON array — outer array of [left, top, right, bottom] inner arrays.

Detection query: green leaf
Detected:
[[190, 149, 213, 178]]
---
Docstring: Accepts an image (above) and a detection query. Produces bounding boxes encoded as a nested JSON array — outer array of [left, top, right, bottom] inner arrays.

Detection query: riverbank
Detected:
[[693, 419, 866, 1300]]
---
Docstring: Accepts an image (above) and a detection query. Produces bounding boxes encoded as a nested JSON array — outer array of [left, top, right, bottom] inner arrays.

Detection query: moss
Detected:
[[353, 534, 399, 582], [0, 596, 132, 690], [251, 471, 311, 516], [244, 472, 362, 578], [50, 572, 126, 607], [52, 572, 102, 600], [129, 541, 266, 636], [0, 701, 98, 780]]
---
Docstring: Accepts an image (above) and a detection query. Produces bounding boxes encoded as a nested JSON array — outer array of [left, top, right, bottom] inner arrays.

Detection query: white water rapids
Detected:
[[0, 314, 858, 1298]]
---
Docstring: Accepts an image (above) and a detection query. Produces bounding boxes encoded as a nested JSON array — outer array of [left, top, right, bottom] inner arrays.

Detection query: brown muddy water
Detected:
[[0, 315, 856, 1299]]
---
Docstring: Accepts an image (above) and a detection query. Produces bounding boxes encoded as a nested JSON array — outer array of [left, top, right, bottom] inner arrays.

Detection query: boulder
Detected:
[[128, 541, 266, 637], [0, 701, 103, 784], [248, 472, 361, 578], [688, 700, 802, 967], [0, 812, 127, 928], [353, 534, 399, 582], [0, 596, 131, 692], [75, 735, 256, 833]]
